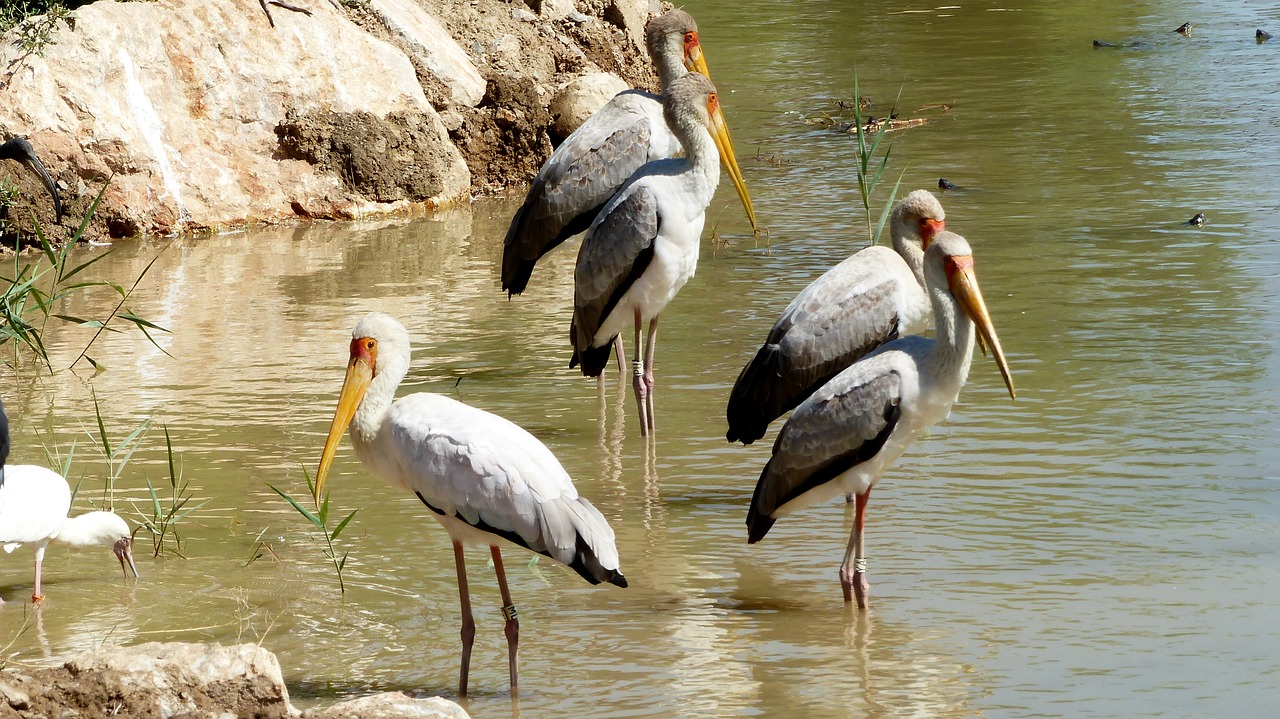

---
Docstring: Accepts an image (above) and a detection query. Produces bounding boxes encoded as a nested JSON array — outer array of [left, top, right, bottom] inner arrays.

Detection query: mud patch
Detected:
[[276, 109, 460, 203], [452, 72, 556, 192]]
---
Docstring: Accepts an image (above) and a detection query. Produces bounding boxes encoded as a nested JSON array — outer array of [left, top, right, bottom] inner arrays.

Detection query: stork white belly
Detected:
[[592, 223, 703, 345], [772, 429, 916, 518]]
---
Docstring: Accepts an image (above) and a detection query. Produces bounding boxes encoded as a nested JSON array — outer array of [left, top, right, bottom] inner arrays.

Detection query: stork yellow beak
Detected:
[[685, 43, 711, 79], [708, 103, 759, 234], [948, 259, 1016, 400], [314, 356, 373, 506]]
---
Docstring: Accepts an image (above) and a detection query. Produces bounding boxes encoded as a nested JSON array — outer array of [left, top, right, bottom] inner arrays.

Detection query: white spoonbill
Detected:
[[0, 465, 138, 602], [570, 72, 753, 435], [726, 190, 946, 445], [315, 312, 626, 696], [501, 8, 757, 297], [746, 231, 1015, 609]]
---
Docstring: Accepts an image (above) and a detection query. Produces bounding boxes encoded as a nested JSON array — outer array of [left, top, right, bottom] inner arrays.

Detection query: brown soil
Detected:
[[276, 109, 461, 204], [409, 0, 658, 193], [0, 161, 106, 250]]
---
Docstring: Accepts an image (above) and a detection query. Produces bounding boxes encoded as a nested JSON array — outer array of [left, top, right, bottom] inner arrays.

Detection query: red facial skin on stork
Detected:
[[683, 30, 711, 78], [920, 218, 946, 248], [684, 31, 701, 64], [944, 253, 974, 280], [351, 337, 378, 374]]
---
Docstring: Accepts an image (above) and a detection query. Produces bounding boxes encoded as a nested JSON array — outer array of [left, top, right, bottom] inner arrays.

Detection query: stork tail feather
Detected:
[[570, 338, 617, 377], [726, 343, 786, 445]]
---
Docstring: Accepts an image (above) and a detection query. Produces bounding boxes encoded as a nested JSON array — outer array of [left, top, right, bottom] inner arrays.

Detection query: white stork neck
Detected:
[[668, 112, 720, 206], [924, 283, 975, 393], [892, 231, 927, 287], [654, 49, 687, 91]]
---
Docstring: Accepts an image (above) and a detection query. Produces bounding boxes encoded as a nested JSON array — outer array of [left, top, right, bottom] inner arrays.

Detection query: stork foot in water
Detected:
[[629, 316, 660, 435], [839, 490, 871, 609]]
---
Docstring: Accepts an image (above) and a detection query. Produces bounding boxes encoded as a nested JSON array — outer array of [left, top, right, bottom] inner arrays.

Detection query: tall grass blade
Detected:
[[268, 483, 325, 529]]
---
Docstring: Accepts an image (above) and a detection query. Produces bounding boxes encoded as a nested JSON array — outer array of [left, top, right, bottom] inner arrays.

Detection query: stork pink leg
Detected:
[[642, 317, 659, 434], [839, 490, 871, 609], [453, 541, 475, 696], [32, 545, 47, 603], [490, 546, 520, 693], [613, 335, 626, 376], [631, 308, 649, 434]]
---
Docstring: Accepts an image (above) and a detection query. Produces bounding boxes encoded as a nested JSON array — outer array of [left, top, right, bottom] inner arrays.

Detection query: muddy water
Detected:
[[5, 1, 1280, 717]]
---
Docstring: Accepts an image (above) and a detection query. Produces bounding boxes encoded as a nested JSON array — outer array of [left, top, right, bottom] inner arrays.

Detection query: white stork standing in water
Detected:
[[315, 312, 626, 696], [746, 231, 1015, 610], [502, 8, 757, 298], [569, 72, 755, 436], [726, 190, 946, 445]]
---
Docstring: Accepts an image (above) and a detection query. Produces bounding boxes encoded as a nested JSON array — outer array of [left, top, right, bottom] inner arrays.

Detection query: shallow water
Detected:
[[4, 0, 1280, 717]]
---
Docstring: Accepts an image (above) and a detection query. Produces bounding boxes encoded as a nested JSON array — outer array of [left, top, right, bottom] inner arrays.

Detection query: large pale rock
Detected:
[[0, 642, 299, 718], [369, 0, 487, 108], [0, 642, 476, 718], [304, 692, 470, 719], [0, 0, 470, 236], [604, 0, 652, 54], [549, 72, 629, 140]]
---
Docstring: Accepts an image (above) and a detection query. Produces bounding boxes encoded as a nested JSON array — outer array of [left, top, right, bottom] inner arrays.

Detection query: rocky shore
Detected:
[[0, 0, 660, 243], [0, 642, 470, 718]]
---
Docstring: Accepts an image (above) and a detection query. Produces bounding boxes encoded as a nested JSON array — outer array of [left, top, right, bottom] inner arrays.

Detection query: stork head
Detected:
[[646, 9, 709, 79], [926, 231, 1016, 400], [665, 72, 758, 233], [890, 190, 946, 250], [314, 313, 411, 503]]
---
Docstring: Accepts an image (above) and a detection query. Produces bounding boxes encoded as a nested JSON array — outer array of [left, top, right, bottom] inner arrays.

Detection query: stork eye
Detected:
[[366, 339, 376, 351], [684, 32, 697, 45]]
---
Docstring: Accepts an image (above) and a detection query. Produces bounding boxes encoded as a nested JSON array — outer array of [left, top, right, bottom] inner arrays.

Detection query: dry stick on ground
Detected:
[[258, 0, 341, 27]]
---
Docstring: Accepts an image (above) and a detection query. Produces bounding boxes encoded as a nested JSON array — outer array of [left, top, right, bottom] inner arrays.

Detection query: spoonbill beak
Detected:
[[114, 536, 139, 579]]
